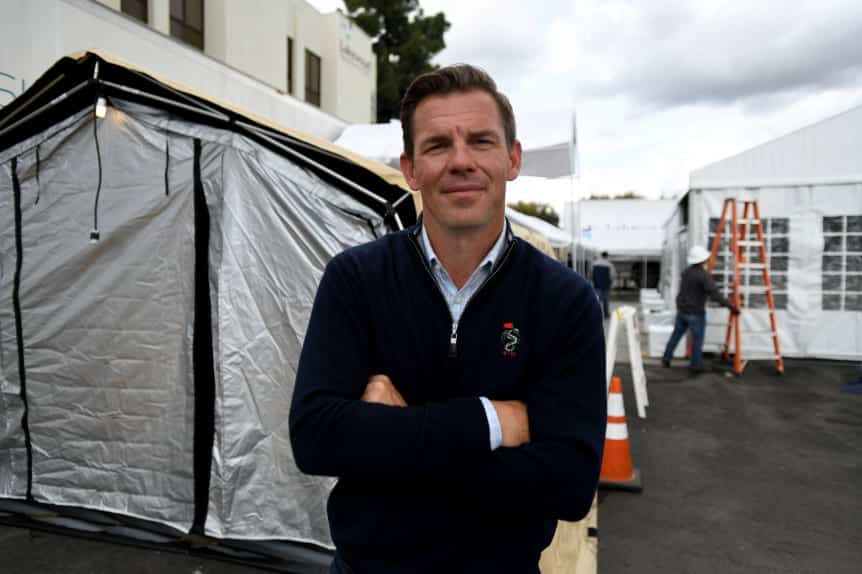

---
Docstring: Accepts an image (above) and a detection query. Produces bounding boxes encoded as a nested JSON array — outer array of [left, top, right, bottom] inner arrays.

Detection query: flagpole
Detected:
[[569, 109, 580, 273]]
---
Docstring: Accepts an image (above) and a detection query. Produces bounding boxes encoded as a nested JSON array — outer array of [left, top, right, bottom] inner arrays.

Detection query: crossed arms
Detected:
[[288, 258, 607, 520]]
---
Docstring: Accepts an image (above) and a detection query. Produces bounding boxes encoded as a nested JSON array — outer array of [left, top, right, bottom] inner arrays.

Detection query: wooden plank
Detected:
[[539, 494, 598, 574]]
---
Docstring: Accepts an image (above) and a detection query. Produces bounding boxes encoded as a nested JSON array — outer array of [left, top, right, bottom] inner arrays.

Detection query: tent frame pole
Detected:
[[236, 122, 406, 229], [0, 80, 90, 140]]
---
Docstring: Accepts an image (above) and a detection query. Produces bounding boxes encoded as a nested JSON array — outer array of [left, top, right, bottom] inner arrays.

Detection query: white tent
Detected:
[[0, 53, 416, 561], [335, 120, 404, 169], [573, 199, 677, 258], [661, 103, 862, 360], [560, 199, 676, 288], [505, 207, 571, 249]]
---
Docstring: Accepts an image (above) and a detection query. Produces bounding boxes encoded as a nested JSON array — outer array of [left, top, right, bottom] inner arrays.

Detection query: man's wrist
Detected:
[[479, 397, 502, 451]]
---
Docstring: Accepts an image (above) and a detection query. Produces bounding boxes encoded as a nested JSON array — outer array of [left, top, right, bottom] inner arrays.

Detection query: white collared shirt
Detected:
[[418, 221, 508, 450]]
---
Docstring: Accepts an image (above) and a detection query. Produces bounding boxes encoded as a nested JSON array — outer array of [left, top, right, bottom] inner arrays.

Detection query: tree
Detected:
[[344, 0, 450, 122], [586, 191, 644, 200], [508, 202, 560, 227]]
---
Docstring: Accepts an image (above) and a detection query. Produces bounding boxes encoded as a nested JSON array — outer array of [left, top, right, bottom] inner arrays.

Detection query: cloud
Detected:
[[574, 0, 862, 108], [308, 0, 862, 200]]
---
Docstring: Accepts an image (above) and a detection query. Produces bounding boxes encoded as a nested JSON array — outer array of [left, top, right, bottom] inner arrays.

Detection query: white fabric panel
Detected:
[[0, 108, 197, 528], [0, 97, 388, 548], [692, 185, 862, 360], [576, 199, 677, 257], [204, 141, 382, 546], [505, 207, 571, 248], [690, 104, 862, 188], [0, 155, 28, 499], [334, 120, 403, 169]]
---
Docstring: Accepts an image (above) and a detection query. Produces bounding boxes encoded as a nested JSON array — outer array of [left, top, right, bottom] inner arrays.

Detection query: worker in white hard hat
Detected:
[[662, 245, 739, 373]]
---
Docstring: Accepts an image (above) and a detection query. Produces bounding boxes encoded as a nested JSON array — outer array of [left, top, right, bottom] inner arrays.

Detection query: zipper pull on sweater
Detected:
[[448, 322, 458, 358]]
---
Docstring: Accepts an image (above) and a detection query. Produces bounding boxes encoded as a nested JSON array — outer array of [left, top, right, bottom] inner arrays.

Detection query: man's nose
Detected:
[[447, 140, 475, 173]]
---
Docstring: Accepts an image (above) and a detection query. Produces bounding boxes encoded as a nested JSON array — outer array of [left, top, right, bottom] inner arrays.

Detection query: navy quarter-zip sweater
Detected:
[[289, 223, 607, 574]]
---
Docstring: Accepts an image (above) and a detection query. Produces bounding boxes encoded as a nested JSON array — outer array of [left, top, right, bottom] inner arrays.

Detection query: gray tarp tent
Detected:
[[0, 52, 415, 563]]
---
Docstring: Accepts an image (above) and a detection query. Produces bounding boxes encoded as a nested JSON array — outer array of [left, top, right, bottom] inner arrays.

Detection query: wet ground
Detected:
[[0, 525, 270, 574], [600, 299, 862, 573]]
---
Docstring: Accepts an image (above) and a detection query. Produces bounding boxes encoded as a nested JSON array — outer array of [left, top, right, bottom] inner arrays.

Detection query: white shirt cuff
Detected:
[[479, 396, 502, 451]]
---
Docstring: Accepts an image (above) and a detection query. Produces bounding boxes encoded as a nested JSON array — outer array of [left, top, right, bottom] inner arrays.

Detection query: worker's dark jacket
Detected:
[[676, 264, 732, 315]]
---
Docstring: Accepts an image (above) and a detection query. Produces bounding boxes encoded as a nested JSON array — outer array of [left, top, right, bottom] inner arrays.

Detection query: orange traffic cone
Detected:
[[599, 376, 642, 491]]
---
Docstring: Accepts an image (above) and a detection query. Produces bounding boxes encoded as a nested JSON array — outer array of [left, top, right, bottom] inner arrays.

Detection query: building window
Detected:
[[822, 215, 862, 311], [287, 37, 294, 95], [170, 0, 204, 50], [121, 0, 148, 23], [708, 217, 789, 310], [305, 50, 321, 107]]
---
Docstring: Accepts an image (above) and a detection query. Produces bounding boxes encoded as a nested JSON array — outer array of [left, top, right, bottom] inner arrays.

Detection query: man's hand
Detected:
[[491, 400, 530, 447], [362, 374, 407, 407]]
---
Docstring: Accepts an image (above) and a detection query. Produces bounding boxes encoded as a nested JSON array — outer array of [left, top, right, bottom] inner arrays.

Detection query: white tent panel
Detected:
[[203, 141, 382, 545], [575, 199, 677, 258], [690, 184, 862, 360], [0, 96, 389, 547], [335, 120, 403, 169], [0, 108, 197, 529], [690, 103, 862, 189], [505, 207, 571, 249]]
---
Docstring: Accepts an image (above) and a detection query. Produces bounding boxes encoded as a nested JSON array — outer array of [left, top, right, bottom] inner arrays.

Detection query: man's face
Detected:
[[400, 90, 522, 237]]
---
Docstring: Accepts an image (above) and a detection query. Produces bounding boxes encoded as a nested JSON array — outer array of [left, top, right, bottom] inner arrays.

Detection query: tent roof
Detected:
[[0, 51, 416, 227], [335, 120, 404, 170], [690, 102, 862, 189], [505, 207, 571, 248], [576, 199, 677, 257]]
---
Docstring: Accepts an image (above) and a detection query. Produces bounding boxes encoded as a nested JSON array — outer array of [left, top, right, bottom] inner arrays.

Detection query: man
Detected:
[[591, 251, 615, 319], [289, 65, 606, 573], [662, 245, 740, 372]]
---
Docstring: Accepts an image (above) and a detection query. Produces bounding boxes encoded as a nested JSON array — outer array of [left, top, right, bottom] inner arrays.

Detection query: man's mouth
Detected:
[[442, 184, 484, 194]]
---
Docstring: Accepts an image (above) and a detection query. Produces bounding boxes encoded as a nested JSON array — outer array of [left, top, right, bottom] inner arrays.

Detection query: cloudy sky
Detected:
[[310, 0, 862, 208]]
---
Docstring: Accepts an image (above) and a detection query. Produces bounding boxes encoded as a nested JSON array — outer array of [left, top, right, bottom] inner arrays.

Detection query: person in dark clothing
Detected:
[[289, 65, 607, 574], [591, 251, 615, 319], [662, 245, 739, 371]]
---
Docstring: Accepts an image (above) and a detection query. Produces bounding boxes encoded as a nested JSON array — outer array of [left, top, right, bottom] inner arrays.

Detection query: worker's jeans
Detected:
[[663, 312, 706, 367], [596, 288, 610, 319]]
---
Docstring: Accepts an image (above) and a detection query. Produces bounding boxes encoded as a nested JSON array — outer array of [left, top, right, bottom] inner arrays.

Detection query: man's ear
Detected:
[[507, 139, 523, 181], [400, 153, 420, 190]]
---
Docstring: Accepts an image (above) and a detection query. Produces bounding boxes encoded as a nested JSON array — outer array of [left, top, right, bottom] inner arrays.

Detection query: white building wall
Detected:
[[204, 0, 374, 123], [0, 0, 347, 139], [331, 12, 377, 123], [32, 0, 375, 123]]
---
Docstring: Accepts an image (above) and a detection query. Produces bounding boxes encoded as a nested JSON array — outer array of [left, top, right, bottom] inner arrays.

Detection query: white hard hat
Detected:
[[687, 245, 711, 265]]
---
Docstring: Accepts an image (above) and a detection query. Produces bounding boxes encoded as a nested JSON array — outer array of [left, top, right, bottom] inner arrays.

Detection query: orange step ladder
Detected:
[[706, 198, 784, 376]]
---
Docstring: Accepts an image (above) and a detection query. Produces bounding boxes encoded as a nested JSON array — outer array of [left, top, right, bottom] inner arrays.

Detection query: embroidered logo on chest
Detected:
[[500, 322, 520, 357]]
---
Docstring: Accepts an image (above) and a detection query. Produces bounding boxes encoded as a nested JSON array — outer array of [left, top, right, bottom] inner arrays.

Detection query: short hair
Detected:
[[601, 251, 609, 258], [400, 64, 516, 158]]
